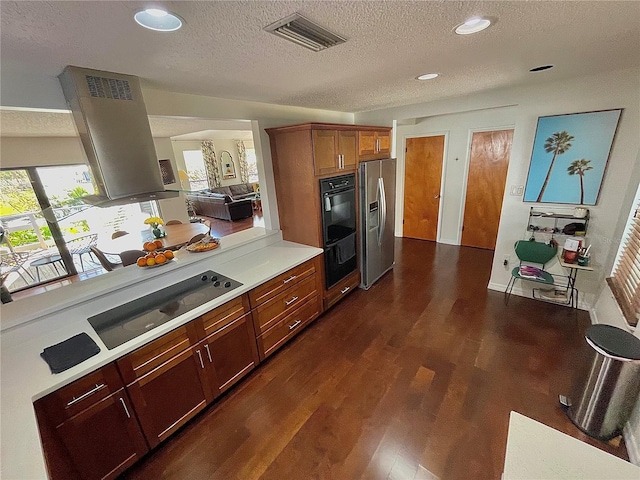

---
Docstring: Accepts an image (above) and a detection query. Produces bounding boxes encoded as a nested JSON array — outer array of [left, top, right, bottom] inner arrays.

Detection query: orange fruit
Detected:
[[154, 239, 163, 248], [143, 241, 157, 252], [146, 257, 156, 266], [155, 254, 166, 264], [164, 250, 174, 259], [136, 257, 147, 267]]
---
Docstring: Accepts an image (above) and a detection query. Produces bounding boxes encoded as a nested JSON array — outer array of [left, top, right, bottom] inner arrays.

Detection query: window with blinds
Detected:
[[607, 201, 640, 327]]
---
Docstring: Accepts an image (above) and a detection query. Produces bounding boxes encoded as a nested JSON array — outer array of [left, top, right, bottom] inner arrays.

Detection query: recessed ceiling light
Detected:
[[455, 16, 491, 35], [134, 8, 183, 32], [416, 73, 439, 80], [530, 65, 554, 72]]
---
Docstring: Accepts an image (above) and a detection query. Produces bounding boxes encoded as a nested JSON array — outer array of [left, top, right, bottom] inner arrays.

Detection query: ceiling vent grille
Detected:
[[264, 13, 346, 52]]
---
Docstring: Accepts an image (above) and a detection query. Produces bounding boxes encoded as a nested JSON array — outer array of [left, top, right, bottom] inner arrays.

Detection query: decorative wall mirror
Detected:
[[220, 151, 236, 179]]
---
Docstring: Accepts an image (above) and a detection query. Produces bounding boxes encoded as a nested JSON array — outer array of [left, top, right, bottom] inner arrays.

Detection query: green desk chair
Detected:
[[505, 240, 557, 304]]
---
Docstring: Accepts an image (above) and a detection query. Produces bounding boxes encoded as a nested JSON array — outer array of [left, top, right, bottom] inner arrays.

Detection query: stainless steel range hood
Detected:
[[59, 66, 178, 207]]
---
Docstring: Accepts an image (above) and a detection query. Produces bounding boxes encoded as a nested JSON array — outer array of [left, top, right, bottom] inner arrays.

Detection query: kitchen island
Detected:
[[0, 228, 323, 479]]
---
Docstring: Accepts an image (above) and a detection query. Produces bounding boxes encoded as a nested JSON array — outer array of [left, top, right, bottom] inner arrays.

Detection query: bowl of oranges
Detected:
[[136, 240, 175, 268]]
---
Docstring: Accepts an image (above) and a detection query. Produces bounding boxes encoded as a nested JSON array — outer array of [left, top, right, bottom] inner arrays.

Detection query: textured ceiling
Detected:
[[1, 1, 639, 115]]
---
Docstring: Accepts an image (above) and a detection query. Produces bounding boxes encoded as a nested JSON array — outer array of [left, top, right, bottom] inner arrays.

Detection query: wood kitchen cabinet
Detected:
[[266, 122, 388, 309], [193, 294, 258, 396], [33, 268, 321, 478], [312, 129, 357, 175], [324, 268, 361, 311], [34, 363, 148, 480], [116, 322, 212, 448], [358, 129, 391, 160], [249, 256, 323, 360]]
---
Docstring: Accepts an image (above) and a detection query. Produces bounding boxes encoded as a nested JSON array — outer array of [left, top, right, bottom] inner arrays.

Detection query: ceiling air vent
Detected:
[[264, 13, 346, 52]]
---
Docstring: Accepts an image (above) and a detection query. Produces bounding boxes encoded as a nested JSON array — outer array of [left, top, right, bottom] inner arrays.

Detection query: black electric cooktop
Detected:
[[88, 270, 242, 350]]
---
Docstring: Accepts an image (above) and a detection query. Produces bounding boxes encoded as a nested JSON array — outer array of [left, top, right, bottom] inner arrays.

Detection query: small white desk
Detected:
[[503, 411, 639, 479], [559, 259, 594, 309]]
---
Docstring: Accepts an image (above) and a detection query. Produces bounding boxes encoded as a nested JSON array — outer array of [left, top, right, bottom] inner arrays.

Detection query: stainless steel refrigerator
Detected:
[[359, 158, 396, 289]]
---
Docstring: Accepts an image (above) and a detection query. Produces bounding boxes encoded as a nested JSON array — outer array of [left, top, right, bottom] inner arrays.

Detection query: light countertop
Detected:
[[503, 411, 639, 479], [0, 228, 323, 479]]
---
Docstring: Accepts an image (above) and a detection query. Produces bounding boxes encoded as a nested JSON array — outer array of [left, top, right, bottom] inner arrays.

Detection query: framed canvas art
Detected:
[[523, 109, 622, 205]]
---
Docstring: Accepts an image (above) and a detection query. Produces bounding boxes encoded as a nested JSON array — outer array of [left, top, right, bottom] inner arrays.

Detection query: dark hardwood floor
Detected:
[[124, 238, 628, 480], [198, 211, 265, 238]]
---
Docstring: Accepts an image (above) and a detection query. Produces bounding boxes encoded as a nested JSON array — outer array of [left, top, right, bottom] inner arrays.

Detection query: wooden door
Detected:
[[403, 135, 445, 241], [201, 313, 260, 396], [462, 129, 513, 249], [338, 130, 357, 171], [312, 130, 338, 175], [56, 390, 148, 480]]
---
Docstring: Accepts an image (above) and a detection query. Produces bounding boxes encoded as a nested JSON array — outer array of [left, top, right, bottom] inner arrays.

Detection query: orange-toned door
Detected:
[[403, 136, 445, 241], [461, 129, 513, 249]]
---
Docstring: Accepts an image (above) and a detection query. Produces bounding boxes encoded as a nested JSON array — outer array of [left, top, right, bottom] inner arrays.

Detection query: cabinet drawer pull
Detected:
[[119, 397, 131, 419], [196, 349, 205, 369], [203, 344, 213, 363], [340, 286, 350, 294], [288, 320, 302, 330], [283, 275, 297, 284], [285, 296, 299, 306], [66, 383, 105, 406]]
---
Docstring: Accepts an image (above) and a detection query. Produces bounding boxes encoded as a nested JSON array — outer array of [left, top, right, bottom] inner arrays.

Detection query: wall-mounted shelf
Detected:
[[527, 207, 589, 238]]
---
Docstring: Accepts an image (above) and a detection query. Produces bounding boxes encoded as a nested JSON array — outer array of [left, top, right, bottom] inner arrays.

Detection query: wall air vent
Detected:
[[264, 13, 346, 52]]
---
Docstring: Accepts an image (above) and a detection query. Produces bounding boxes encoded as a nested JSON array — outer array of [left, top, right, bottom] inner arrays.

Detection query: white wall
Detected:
[[357, 68, 640, 309], [152, 137, 189, 224]]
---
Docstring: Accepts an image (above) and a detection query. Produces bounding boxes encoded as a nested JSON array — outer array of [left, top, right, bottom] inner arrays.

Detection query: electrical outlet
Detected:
[[503, 254, 510, 266]]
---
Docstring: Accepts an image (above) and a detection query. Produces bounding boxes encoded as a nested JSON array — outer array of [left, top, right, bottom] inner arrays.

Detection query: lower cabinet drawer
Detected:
[[256, 295, 320, 360], [253, 275, 318, 334], [35, 362, 124, 427], [324, 269, 360, 311]]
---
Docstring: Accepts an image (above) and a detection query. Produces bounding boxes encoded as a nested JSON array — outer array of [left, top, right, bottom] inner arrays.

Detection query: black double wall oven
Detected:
[[320, 174, 357, 289]]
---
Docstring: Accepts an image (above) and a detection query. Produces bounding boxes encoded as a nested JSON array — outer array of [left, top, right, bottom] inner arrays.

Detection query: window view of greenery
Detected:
[[182, 150, 209, 191], [1, 166, 159, 295]]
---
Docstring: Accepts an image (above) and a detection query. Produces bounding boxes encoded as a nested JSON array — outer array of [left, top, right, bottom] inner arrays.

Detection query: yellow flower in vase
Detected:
[[144, 217, 165, 238]]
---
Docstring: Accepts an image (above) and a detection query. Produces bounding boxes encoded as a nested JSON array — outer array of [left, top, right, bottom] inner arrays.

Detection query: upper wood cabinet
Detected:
[[266, 122, 391, 249], [358, 129, 391, 160], [312, 129, 357, 175]]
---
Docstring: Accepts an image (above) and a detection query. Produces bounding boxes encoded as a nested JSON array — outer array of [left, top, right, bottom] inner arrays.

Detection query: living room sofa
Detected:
[[186, 183, 256, 221]]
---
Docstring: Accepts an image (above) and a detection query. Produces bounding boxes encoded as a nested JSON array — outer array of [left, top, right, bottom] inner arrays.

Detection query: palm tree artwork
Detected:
[[536, 131, 575, 202], [567, 159, 593, 205]]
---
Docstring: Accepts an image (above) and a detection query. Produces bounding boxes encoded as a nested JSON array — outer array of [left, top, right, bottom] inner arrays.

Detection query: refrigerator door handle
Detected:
[[378, 177, 386, 246]]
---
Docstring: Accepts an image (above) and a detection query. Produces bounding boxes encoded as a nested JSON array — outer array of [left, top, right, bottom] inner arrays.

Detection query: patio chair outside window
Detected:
[[0, 251, 35, 285], [67, 234, 98, 271]]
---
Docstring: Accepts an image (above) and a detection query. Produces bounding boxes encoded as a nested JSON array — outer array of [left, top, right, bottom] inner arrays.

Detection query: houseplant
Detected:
[[144, 216, 165, 239]]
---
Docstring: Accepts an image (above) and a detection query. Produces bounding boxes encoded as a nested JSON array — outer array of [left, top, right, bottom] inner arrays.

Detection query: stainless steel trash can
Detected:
[[566, 324, 640, 440]]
